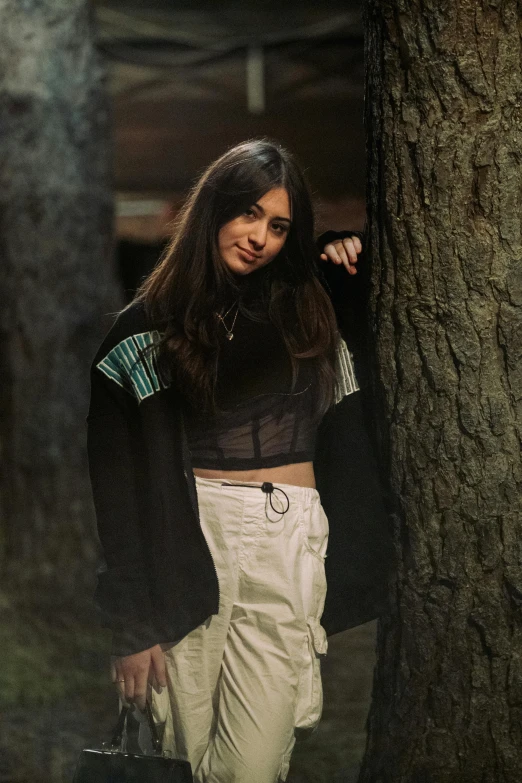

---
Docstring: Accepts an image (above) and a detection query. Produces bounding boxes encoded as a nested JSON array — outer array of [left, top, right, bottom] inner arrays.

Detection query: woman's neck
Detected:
[[236, 263, 272, 300], [227, 265, 271, 323]]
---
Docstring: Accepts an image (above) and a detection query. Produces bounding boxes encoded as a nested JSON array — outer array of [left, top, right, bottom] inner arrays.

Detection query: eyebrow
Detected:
[[252, 202, 292, 224]]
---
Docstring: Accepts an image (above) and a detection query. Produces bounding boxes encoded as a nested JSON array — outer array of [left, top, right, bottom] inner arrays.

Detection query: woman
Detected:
[[87, 139, 393, 782]]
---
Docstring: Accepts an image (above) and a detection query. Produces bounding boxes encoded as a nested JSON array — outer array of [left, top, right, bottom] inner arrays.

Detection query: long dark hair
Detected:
[[134, 138, 340, 418]]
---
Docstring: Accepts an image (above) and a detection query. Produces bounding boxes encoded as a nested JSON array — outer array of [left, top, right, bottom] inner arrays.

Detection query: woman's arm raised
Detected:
[[316, 228, 369, 385]]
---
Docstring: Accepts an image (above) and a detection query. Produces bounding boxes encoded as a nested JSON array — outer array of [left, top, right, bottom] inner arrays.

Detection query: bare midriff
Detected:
[[193, 461, 316, 489]]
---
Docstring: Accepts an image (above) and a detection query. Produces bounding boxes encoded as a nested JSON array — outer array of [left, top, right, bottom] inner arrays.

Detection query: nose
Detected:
[[249, 220, 268, 249]]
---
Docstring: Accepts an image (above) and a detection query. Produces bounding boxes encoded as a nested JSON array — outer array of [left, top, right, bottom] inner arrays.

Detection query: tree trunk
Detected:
[[0, 0, 120, 595], [360, 1, 522, 781]]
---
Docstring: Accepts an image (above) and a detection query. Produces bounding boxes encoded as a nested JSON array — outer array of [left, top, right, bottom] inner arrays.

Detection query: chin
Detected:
[[230, 264, 252, 276], [222, 250, 273, 276], [227, 258, 262, 275]]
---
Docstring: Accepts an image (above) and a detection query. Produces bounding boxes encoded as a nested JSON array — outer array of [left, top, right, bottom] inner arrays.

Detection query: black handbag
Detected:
[[73, 701, 193, 782]]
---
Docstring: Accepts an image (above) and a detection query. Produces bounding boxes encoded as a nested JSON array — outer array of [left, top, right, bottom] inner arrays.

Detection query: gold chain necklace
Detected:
[[216, 300, 240, 340]]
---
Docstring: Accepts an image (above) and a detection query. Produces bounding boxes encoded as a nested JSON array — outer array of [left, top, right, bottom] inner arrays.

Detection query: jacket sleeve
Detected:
[[316, 227, 370, 388], [316, 387, 395, 635], [315, 229, 395, 632], [87, 318, 162, 656]]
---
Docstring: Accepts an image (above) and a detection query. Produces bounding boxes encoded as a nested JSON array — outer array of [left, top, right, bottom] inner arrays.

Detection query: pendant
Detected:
[[227, 333, 234, 340]]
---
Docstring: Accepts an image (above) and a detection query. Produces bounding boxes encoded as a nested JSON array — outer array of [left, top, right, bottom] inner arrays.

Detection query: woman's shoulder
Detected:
[[112, 298, 149, 336], [92, 299, 153, 363]]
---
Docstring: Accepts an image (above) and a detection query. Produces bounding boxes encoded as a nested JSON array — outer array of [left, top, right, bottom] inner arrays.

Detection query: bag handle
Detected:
[[110, 701, 162, 754]]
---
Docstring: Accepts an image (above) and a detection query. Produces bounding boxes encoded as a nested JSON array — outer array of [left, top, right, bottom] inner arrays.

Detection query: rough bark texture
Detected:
[[0, 1, 120, 593], [360, 1, 522, 781]]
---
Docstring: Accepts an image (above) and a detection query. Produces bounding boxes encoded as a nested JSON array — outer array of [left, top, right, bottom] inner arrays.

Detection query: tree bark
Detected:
[[0, 0, 120, 594], [360, 1, 522, 781]]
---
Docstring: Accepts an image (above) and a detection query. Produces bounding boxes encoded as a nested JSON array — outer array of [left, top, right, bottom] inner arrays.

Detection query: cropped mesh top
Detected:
[[183, 269, 324, 471]]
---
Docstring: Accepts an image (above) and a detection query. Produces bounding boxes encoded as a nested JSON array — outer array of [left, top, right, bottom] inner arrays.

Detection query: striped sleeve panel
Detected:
[[96, 330, 169, 402], [334, 337, 360, 404]]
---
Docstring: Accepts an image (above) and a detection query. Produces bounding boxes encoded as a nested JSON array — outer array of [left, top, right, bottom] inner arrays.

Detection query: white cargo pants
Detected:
[[142, 475, 329, 783]]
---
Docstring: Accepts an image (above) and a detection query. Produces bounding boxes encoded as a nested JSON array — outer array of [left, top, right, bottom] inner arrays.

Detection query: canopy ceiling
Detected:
[[95, 1, 365, 198]]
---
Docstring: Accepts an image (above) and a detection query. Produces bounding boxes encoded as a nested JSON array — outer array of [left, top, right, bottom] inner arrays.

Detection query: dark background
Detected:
[[1, 2, 377, 782]]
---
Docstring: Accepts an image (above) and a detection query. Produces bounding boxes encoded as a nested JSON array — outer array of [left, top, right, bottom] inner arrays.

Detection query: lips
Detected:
[[237, 246, 260, 262]]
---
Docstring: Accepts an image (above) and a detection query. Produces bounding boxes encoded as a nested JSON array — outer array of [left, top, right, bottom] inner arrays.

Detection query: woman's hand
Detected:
[[111, 644, 167, 711], [320, 234, 362, 275]]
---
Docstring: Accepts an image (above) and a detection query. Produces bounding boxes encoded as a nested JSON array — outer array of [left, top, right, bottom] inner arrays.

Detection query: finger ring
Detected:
[[116, 679, 125, 683]]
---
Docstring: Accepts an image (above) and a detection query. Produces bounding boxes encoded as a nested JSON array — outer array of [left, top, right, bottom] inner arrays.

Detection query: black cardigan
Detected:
[[87, 237, 395, 656]]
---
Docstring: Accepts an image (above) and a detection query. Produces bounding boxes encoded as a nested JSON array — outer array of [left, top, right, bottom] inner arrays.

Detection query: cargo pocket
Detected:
[[294, 617, 328, 733]]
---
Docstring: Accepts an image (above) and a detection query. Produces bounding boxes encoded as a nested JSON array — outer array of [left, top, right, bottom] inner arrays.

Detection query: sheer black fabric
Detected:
[[183, 268, 323, 470], [184, 381, 319, 470]]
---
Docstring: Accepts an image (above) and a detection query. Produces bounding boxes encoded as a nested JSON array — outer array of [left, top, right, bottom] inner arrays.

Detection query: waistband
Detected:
[[194, 475, 320, 505]]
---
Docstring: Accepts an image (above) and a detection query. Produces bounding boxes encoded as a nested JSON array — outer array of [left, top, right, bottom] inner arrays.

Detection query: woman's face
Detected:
[[218, 187, 292, 275]]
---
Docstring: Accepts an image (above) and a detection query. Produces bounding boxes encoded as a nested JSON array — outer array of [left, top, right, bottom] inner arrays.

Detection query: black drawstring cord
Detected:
[[220, 480, 290, 519], [261, 482, 290, 515]]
